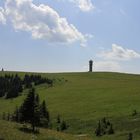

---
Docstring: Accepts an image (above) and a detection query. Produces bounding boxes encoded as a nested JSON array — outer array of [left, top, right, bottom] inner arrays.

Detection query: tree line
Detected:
[[0, 74, 53, 98]]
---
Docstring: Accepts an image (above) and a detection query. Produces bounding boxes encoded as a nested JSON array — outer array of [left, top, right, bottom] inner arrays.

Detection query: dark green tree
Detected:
[[19, 88, 40, 132], [40, 100, 50, 127], [108, 124, 114, 135], [12, 106, 20, 122], [128, 133, 133, 140], [60, 121, 67, 131], [95, 121, 102, 136], [7, 112, 10, 121], [2, 112, 6, 120], [57, 115, 61, 124]]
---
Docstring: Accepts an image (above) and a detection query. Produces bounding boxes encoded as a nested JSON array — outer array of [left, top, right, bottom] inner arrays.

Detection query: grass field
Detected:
[[0, 71, 140, 140]]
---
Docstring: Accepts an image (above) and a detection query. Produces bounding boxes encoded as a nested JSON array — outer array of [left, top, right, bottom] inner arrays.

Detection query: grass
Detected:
[[0, 120, 92, 140], [0, 71, 140, 139]]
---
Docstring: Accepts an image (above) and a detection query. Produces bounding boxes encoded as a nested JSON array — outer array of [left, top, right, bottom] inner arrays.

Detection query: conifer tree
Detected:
[[12, 106, 20, 122], [60, 121, 67, 131], [108, 124, 114, 134], [95, 121, 102, 136], [19, 88, 40, 132], [40, 100, 50, 127], [128, 133, 133, 140], [57, 115, 61, 124]]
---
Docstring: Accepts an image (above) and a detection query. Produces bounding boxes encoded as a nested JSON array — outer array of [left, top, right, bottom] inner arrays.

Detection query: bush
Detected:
[[95, 118, 115, 137], [60, 121, 67, 131], [128, 133, 133, 140], [0, 136, 4, 140], [132, 110, 137, 116], [108, 124, 114, 135]]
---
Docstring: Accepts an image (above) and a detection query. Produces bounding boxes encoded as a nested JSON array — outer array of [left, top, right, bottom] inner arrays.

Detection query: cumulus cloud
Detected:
[[94, 61, 121, 72], [3, 0, 88, 46], [100, 44, 140, 61], [0, 7, 6, 24], [70, 0, 94, 12]]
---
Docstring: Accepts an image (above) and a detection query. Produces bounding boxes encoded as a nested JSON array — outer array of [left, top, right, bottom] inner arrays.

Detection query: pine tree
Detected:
[[40, 100, 50, 127], [57, 115, 61, 124], [2, 112, 6, 120], [7, 112, 10, 121], [12, 106, 20, 122], [108, 124, 114, 134], [19, 88, 40, 132], [60, 121, 67, 131], [128, 133, 133, 140], [95, 121, 102, 136]]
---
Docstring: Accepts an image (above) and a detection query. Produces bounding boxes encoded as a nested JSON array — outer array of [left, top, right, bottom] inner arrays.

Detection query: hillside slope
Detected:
[[0, 72, 140, 140]]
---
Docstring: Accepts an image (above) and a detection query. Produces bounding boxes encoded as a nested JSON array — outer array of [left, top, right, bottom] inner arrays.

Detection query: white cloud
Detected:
[[0, 7, 6, 24], [94, 61, 121, 72], [85, 33, 94, 39], [70, 0, 94, 12], [100, 44, 140, 61], [3, 0, 87, 46]]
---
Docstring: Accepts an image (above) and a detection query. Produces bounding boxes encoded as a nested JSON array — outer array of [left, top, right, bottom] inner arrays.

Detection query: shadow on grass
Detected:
[[0, 137, 4, 140], [18, 125, 39, 134], [46, 138, 61, 140]]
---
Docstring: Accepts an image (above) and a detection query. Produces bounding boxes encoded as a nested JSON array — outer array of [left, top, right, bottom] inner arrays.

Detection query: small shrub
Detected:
[[57, 115, 61, 124], [60, 121, 67, 131], [108, 124, 114, 135], [132, 110, 137, 116], [0, 136, 4, 140], [95, 121, 102, 136], [128, 133, 133, 140], [95, 117, 115, 137]]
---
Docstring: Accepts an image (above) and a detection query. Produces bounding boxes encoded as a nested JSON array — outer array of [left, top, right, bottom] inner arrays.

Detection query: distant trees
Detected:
[[23, 74, 53, 88], [0, 74, 53, 99], [6, 74, 23, 98], [0, 74, 23, 98]]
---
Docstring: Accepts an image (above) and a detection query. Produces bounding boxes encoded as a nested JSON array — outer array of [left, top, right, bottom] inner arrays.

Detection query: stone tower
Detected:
[[89, 60, 93, 72]]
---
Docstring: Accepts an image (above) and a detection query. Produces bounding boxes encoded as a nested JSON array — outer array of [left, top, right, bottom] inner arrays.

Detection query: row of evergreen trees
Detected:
[[0, 74, 53, 98]]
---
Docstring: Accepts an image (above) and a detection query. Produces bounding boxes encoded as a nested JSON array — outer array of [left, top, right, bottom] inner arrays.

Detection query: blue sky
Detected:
[[0, 0, 140, 73]]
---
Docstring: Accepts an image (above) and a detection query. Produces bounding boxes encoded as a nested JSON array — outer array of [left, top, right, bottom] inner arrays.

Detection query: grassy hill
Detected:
[[0, 71, 140, 140]]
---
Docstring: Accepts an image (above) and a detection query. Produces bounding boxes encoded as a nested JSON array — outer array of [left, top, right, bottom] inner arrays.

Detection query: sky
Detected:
[[0, 0, 140, 74]]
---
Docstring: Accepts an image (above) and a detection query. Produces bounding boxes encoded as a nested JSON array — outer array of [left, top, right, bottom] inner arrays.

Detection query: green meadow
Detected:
[[0, 71, 140, 140]]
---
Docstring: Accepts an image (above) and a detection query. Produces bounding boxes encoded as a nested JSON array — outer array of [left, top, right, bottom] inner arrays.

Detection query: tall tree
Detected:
[[40, 100, 50, 127], [19, 88, 40, 132]]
